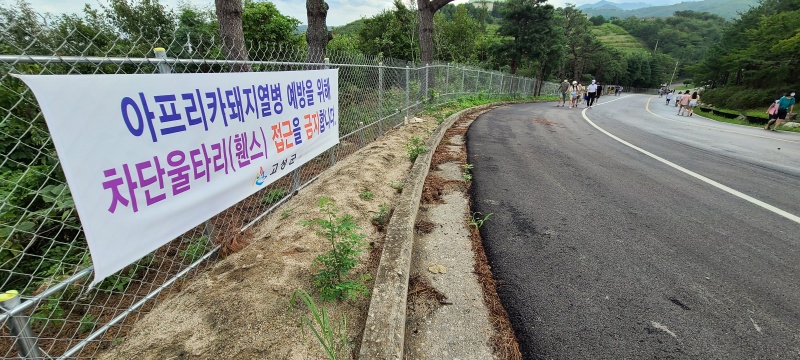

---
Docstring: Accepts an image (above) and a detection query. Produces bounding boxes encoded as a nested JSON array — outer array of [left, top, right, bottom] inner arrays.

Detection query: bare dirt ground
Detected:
[[98, 117, 437, 360], [98, 102, 527, 360]]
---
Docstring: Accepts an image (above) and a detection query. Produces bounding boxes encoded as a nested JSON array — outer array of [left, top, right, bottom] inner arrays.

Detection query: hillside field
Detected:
[[591, 23, 649, 53]]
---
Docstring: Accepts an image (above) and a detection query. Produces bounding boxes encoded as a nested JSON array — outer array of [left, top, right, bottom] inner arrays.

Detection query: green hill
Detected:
[[581, 0, 758, 20], [592, 23, 649, 53], [331, 18, 366, 37]]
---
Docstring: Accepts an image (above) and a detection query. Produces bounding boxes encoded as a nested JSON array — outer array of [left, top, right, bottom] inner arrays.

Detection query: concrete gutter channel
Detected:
[[359, 103, 503, 359]]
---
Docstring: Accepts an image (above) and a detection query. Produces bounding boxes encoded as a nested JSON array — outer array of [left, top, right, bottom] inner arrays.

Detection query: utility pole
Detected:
[[668, 61, 679, 89], [654, 39, 658, 53]]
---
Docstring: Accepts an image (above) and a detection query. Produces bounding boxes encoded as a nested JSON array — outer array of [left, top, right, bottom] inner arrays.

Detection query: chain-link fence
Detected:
[[0, 8, 562, 358]]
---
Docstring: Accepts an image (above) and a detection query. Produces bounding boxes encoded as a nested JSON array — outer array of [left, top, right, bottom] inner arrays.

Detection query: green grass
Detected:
[[592, 23, 648, 53], [405, 137, 427, 162], [289, 289, 350, 360], [693, 108, 800, 132], [358, 189, 374, 201], [674, 84, 693, 91], [693, 108, 751, 126], [742, 109, 770, 119]]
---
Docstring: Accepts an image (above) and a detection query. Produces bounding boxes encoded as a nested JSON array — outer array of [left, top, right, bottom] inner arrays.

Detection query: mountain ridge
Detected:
[[578, 0, 759, 20]]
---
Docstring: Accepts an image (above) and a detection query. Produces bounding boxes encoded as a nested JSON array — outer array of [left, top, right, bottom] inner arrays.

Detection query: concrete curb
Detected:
[[358, 102, 505, 359]]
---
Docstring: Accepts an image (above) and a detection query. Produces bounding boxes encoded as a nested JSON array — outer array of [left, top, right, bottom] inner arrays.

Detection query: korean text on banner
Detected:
[[13, 69, 340, 285]]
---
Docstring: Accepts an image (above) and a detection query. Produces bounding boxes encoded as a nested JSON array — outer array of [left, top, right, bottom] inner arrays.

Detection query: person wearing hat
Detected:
[[568, 81, 578, 108], [557, 79, 570, 107], [765, 91, 796, 130]]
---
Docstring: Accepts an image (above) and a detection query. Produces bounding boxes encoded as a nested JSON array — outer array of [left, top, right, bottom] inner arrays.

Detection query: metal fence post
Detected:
[[405, 65, 410, 121], [527, 78, 532, 97], [292, 166, 301, 193], [489, 72, 493, 96], [423, 64, 429, 102], [377, 61, 384, 136], [445, 63, 450, 101], [154, 47, 171, 74], [461, 66, 465, 95], [325, 57, 335, 167], [1, 291, 43, 359]]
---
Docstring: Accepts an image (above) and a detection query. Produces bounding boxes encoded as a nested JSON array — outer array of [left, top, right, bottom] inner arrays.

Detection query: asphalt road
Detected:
[[467, 95, 800, 359]]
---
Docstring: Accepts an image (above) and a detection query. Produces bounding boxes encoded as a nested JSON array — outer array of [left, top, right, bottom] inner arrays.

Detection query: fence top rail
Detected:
[[0, 54, 330, 68], [0, 54, 519, 75]]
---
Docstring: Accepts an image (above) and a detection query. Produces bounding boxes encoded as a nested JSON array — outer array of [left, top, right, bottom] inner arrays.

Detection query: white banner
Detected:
[[14, 69, 339, 285]]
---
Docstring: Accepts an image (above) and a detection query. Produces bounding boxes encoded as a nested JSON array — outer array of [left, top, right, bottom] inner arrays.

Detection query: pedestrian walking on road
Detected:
[[666, 90, 673, 105], [678, 91, 691, 115], [765, 92, 796, 130], [596, 82, 602, 104], [587, 80, 598, 108], [765, 100, 780, 129], [569, 81, 579, 108], [615, 85, 622, 96], [557, 79, 570, 107], [675, 91, 682, 107], [686, 91, 700, 116]]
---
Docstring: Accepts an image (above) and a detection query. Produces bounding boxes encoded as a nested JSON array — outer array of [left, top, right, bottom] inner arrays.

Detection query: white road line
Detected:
[[581, 108, 800, 225], [750, 317, 763, 333], [650, 321, 678, 338]]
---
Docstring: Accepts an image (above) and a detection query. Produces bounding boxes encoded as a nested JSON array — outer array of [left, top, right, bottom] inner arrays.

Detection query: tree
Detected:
[[104, 0, 176, 45], [417, 0, 454, 64], [215, 0, 249, 71], [558, 5, 593, 80], [357, 1, 418, 61], [434, 6, 481, 63], [174, 5, 218, 57], [589, 15, 606, 26], [496, 0, 556, 74], [306, 0, 332, 62], [241, 0, 301, 55]]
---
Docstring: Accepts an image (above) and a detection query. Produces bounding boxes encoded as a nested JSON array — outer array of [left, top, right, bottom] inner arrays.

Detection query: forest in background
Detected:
[[1, 0, 796, 109], [691, 0, 800, 110], [331, 0, 798, 110]]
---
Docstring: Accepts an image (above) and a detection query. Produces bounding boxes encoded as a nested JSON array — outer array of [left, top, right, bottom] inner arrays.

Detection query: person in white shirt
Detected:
[[586, 80, 598, 108]]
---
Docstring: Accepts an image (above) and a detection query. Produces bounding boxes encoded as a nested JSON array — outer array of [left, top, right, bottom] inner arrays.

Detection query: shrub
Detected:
[[299, 197, 370, 301], [405, 137, 427, 162]]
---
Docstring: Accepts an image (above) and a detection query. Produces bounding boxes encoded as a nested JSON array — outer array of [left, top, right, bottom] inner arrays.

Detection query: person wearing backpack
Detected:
[[765, 92, 795, 130]]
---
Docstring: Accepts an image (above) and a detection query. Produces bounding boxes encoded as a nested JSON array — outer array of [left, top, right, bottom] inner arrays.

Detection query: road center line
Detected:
[[581, 108, 800, 225]]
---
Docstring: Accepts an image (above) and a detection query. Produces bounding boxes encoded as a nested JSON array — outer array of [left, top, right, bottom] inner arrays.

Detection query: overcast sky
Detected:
[[12, 0, 644, 27]]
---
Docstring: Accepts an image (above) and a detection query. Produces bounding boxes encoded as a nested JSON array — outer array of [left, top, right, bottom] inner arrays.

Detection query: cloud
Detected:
[[15, 0, 654, 27], [18, 0, 394, 26]]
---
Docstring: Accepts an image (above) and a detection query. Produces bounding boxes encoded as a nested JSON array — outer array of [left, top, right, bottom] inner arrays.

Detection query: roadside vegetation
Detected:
[[690, 0, 800, 109]]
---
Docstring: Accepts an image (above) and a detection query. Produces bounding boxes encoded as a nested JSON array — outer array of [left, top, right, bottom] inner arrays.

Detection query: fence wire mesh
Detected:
[[0, 7, 560, 359]]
